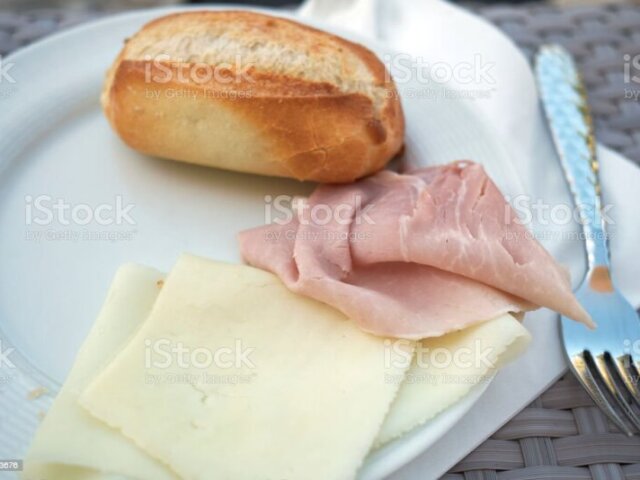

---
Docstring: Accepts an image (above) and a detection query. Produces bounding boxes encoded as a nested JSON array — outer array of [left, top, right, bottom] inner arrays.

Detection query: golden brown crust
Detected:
[[102, 10, 405, 183]]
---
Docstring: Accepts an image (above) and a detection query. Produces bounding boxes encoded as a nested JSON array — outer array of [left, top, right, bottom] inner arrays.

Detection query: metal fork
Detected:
[[536, 45, 640, 436]]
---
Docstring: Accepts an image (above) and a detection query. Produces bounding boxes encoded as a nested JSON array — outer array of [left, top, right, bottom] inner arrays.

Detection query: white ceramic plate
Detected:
[[0, 6, 523, 479]]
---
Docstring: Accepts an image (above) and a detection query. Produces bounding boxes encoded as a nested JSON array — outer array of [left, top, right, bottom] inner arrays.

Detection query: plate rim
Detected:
[[0, 6, 518, 479]]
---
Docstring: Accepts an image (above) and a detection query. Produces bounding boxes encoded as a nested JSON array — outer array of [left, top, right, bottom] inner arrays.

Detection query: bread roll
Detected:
[[102, 10, 405, 183]]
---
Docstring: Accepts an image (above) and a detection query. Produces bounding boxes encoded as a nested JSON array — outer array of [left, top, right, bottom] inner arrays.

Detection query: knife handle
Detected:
[[535, 45, 609, 270]]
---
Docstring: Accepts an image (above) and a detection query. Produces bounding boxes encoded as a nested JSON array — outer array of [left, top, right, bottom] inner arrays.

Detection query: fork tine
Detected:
[[570, 351, 635, 436], [595, 353, 640, 431], [615, 354, 640, 402]]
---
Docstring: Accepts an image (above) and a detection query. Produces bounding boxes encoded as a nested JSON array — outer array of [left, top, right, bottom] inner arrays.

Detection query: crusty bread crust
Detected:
[[102, 10, 405, 183]]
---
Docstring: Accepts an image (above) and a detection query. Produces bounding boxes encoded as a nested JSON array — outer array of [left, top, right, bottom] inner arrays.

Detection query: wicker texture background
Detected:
[[477, 3, 640, 167], [445, 374, 640, 479], [0, 3, 639, 480]]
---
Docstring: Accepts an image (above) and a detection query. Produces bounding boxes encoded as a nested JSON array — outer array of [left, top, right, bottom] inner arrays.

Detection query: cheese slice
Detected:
[[22, 264, 176, 480], [23, 463, 133, 480], [24, 257, 530, 480], [79, 254, 413, 480], [375, 314, 531, 446]]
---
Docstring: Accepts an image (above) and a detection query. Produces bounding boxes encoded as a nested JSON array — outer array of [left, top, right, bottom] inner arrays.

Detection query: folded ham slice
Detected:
[[238, 161, 593, 338]]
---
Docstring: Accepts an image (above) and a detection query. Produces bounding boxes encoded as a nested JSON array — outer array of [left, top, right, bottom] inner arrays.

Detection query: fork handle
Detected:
[[535, 45, 609, 270]]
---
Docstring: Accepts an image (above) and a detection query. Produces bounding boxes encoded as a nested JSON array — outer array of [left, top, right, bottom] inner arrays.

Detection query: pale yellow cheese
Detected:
[[22, 264, 176, 480], [375, 314, 531, 446], [23, 463, 132, 480], [79, 254, 414, 480], [24, 258, 530, 480]]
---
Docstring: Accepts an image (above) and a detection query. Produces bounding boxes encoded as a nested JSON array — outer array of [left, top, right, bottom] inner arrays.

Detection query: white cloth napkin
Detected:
[[300, 0, 640, 478]]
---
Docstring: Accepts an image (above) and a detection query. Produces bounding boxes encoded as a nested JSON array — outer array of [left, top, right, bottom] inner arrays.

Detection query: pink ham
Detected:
[[238, 161, 592, 339]]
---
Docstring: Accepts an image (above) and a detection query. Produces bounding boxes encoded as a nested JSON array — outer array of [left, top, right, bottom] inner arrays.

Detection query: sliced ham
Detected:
[[238, 161, 592, 339]]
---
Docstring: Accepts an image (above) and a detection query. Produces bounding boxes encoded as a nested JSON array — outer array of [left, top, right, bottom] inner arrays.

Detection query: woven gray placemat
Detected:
[[0, 4, 639, 480], [0, 8, 103, 54], [444, 374, 640, 480], [475, 2, 640, 168]]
